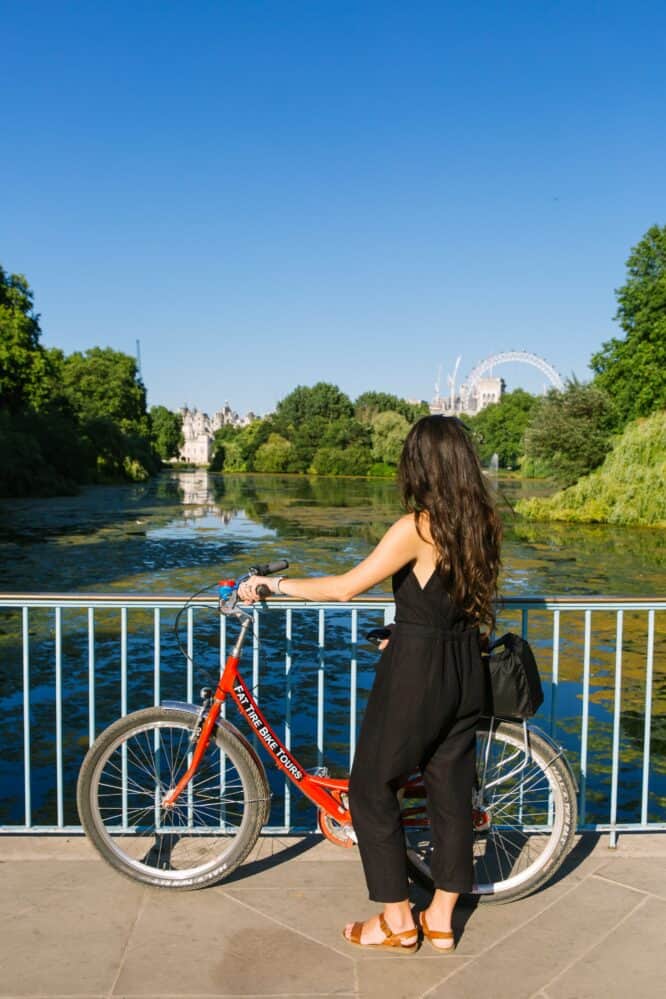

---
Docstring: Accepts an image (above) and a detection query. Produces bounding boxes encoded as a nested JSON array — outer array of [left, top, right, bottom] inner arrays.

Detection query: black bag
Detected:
[[482, 632, 544, 719]]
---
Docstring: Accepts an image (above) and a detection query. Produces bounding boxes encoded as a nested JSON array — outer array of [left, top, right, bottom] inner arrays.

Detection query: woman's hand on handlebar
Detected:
[[238, 575, 276, 602]]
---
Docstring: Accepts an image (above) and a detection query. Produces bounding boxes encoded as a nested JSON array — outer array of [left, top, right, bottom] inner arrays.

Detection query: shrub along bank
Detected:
[[515, 410, 666, 527]]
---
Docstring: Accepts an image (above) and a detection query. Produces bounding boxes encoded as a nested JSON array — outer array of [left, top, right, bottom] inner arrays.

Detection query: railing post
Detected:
[[609, 610, 624, 848], [641, 610, 655, 827], [22, 607, 31, 828]]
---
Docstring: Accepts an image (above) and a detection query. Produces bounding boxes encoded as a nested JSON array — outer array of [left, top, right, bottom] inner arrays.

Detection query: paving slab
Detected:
[[113, 884, 354, 996], [0, 834, 664, 999], [427, 875, 640, 999], [546, 895, 665, 999], [0, 861, 144, 996], [591, 857, 666, 900]]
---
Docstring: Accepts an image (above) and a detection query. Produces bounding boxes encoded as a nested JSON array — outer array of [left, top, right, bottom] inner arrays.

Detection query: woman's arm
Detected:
[[239, 514, 421, 603]]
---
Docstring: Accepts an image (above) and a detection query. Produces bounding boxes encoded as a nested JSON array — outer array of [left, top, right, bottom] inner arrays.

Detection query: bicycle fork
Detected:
[[161, 615, 253, 809]]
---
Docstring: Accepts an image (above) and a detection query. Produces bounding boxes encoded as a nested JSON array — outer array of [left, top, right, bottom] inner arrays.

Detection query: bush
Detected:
[[516, 410, 666, 526], [309, 445, 371, 476], [523, 380, 616, 486]]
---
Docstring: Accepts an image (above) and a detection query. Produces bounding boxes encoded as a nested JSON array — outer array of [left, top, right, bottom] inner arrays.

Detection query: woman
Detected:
[[239, 416, 502, 953]]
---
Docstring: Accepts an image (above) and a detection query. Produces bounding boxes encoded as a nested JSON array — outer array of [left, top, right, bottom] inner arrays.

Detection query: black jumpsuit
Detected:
[[348, 563, 484, 902]]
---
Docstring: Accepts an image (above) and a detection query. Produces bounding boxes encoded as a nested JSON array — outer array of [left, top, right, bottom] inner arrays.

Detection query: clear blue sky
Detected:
[[2, 1, 664, 416]]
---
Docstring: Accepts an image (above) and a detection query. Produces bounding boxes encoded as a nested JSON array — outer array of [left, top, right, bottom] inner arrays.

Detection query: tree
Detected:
[[210, 419, 274, 472], [150, 405, 183, 460], [590, 224, 666, 425], [60, 347, 149, 433], [523, 380, 616, 486], [466, 389, 540, 468], [254, 433, 292, 472], [0, 267, 55, 412], [274, 383, 354, 432], [309, 445, 371, 476], [0, 266, 160, 495], [370, 410, 410, 465], [355, 391, 428, 424]]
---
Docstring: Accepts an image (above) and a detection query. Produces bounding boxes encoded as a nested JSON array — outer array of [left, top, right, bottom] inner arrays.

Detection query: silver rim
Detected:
[[89, 720, 251, 883], [404, 727, 566, 897]]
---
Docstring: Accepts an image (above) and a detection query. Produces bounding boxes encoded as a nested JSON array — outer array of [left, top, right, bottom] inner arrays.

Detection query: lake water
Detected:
[[0, 470, 664, 830]]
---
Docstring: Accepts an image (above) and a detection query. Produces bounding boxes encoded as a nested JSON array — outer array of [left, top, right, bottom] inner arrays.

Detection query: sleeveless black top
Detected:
[[358, 563, 483, 780]]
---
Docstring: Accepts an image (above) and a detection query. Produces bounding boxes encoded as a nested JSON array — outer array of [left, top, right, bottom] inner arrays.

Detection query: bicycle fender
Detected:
[[160, 700, 271, 808], [525, 722, 579, 793]]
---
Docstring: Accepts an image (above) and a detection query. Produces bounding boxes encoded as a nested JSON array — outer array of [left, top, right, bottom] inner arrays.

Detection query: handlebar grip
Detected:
[[256, 584, 272, 599], [252, 559, 289, 575]]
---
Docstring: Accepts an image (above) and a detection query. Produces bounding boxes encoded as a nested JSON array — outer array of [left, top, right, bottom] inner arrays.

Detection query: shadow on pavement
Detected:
[[223, 833, 324, 883]]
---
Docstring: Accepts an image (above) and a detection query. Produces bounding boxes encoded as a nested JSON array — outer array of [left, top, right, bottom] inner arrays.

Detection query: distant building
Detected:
[[430, 376, 504, 417], [179, 402, 257, 465]]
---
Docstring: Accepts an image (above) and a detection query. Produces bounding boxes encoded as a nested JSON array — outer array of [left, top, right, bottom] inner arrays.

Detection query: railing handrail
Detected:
[[1, 592, 664, 609]]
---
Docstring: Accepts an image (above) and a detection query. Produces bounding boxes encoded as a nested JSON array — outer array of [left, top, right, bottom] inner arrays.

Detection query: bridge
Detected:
[[1, 591, 663, 997], [1, 829, 663, 997], [431, 350, 565, 416]]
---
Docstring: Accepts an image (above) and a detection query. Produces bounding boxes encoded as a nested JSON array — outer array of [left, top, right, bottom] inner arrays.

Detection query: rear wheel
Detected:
[[402, 719, 577, 903], [77, 707, 270, 890]]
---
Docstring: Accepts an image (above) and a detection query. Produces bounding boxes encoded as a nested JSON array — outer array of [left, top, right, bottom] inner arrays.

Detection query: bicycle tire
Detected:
[[403, 719, 577, 904], [77, 706, 269, 890]]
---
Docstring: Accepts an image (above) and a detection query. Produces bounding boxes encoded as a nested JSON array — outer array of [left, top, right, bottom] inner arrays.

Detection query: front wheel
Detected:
[[403, 719, 578, 904], [77, 707, 270, 890]]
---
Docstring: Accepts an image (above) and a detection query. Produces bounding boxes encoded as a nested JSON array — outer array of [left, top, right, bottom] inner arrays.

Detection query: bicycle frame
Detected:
[[160, 597, 570, 840], [162, 614, 352, 827]]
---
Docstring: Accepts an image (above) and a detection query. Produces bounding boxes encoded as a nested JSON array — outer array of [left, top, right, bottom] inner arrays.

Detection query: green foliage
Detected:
[[0, 410, 75, 496], [275, 382, 354, 430], [211, 438, 247, 472], [370, 410, 410, 465], [209, 420, 273, 472], [254, 433, 293, 472], [522, 380, 616, 486], [355, 391, 428, 424], [367, 461, 397, 478], [0, 265, 160, 495], [149, 405, 183, 460], [209, 385, 419, 478], [590, 224, 666, 425], [309, 445, 371, 476], [287, 416, 367, 473], [466, 389, 539, 468], [0, 267, 58, 413], [61, 347, 149, 434], [516, 409, 666, 526]]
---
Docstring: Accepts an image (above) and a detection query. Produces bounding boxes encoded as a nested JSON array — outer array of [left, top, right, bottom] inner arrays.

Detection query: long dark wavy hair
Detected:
[[398, 415, 502, 630]]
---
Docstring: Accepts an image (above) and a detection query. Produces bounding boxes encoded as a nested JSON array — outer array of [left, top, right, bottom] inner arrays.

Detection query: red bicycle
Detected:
[[77, 560, 577, 903]]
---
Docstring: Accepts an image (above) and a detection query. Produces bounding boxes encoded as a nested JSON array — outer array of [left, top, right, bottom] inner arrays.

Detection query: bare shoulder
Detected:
[[388, 513, 420, 541]]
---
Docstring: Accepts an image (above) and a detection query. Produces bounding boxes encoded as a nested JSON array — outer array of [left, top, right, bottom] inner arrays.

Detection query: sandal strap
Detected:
[[378, 913, 418, 945], [350, 922, 364, 945], [421, 912, 454, 940]]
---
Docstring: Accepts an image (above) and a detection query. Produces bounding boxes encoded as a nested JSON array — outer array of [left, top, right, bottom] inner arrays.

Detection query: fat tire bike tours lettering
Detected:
[[77, 560, 578, 902]]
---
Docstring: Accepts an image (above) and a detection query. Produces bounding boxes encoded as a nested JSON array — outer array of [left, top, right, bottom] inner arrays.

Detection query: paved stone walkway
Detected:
[[0, 833, 663, 998]]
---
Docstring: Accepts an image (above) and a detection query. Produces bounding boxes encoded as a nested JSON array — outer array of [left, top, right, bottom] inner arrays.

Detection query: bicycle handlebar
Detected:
[[249, 559, 289, 576]]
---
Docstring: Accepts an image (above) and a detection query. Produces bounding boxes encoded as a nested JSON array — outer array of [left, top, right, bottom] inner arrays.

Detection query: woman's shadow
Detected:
[[408, 831, 601, 940]]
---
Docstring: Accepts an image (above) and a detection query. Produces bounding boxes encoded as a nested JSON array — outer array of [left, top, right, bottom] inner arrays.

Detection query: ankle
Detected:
[[425, 901, 455, 928], [383, 904, 415, 931]]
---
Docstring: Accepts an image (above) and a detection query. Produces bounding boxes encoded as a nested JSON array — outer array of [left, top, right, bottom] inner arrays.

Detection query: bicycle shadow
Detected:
[[222, 833, 325, 884]]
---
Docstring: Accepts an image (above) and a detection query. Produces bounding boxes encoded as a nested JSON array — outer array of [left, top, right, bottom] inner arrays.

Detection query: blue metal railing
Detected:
[[0, 593, 664, 844]]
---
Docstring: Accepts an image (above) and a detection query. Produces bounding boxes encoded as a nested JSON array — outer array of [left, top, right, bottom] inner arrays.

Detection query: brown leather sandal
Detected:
[[419, 911, 456, 953], [343, 912, 418, 953]]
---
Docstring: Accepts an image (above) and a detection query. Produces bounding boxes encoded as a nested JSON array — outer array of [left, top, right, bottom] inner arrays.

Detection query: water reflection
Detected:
[[1, 470, 663, 596], [0, 470, 663, 830]]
